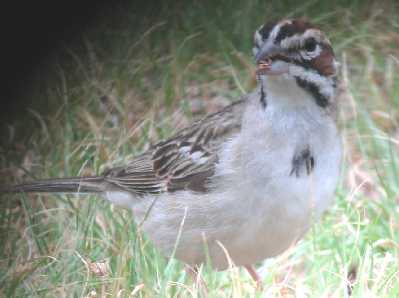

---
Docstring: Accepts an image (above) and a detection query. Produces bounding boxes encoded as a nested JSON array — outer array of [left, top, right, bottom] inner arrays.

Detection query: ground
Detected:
[[1, 1, 398, 297]]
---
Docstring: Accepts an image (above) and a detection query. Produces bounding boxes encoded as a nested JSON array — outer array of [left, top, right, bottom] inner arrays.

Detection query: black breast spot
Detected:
[[290, 147, 315, 178]]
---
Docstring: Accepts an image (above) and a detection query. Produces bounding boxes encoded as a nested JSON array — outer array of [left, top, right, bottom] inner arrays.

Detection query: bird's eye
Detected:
[[304, 38, 317, 52]]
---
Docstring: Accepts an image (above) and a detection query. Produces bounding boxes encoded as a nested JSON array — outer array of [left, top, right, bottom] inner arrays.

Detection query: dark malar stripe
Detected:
[[260, 83, 267, 108], [295, 77, 329, 108]]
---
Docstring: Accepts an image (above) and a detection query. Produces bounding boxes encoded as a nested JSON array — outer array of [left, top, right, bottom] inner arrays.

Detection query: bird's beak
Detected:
[[255, 43, 281, 63], [255, 43, 289, 76]]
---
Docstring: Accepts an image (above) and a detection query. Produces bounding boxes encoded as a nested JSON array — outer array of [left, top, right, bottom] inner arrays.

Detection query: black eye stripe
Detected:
[[290, 58, 327, 76], [259, 21, 277, 41]]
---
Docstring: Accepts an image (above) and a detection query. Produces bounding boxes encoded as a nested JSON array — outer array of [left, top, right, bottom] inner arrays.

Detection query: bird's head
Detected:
[[253, 19, 338, 108]]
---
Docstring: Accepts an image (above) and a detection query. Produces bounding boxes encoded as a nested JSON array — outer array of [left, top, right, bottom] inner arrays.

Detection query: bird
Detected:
[[2, 19, 342, 285]]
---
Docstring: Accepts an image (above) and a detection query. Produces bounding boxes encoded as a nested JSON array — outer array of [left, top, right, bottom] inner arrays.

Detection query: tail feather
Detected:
[[1, 176, 105, 193]]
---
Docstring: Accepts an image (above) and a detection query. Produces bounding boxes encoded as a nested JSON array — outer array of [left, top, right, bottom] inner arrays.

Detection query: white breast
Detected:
[[216, 85, 342, 268], [129, 84, 342, 270]]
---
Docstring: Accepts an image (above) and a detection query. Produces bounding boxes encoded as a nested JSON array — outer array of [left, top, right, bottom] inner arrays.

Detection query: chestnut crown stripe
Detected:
[[275, 20, 317, 43], [258, 20, 318, 44]]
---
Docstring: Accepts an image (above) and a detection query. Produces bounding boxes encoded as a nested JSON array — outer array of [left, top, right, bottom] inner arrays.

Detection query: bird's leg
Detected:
[[244, 265, 263, 290]]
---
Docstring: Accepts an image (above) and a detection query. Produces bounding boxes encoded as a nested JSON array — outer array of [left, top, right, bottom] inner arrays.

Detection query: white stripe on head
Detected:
[[254, 28, 263, 47], [280, 29, 325, 49], [253, 29, 263, 56], [280, 33, 302, 49], [253, 20, 292, 59], [270, 20, 292, 42]]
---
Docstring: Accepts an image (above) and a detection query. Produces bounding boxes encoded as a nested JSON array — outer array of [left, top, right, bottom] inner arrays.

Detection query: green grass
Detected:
[[1, 1, 399, 297]]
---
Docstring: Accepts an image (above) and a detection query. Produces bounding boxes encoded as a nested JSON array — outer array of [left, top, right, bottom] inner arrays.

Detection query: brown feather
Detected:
[[104, 99, 245, 195]]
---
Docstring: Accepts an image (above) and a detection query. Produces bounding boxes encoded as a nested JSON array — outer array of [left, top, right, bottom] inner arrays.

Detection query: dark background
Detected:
[[1, 1, 114, 125]]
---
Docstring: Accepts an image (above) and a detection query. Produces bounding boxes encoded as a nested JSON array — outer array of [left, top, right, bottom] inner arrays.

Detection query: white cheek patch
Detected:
[[266, 60, 290, 75], [289, 65, 335, 100]]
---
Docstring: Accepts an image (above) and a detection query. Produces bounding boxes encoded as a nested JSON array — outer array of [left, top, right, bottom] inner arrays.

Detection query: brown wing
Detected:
[[104, 99, 245, 195]]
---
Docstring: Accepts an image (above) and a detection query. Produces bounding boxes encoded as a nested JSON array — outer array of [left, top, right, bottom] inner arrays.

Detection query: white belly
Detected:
[[130, 122, 341, 270], [225, 131, 342, 267], [219, 109, 342, 268]]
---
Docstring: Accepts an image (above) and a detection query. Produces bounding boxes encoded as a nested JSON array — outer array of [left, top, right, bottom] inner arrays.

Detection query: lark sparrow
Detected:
[[3, 19, 342, 283]]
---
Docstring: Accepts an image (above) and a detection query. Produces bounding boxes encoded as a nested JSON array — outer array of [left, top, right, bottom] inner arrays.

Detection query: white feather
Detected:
[[115, 79, 342, 270]]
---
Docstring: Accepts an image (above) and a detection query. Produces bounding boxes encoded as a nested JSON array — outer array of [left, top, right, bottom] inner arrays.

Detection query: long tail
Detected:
[[1, 176, 106, 193]]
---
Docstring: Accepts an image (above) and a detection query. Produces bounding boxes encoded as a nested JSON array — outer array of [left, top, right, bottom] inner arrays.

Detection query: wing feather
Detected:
[[104, 99, 245, 195]]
